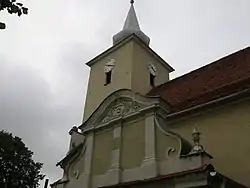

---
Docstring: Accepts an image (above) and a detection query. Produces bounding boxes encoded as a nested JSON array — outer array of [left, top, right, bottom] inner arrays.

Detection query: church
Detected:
[[51, 1, 250, 187]]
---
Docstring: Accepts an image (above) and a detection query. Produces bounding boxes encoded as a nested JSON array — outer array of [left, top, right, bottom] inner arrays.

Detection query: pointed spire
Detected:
[[123, 0, 140, 31], [113, 0, 150, 45]]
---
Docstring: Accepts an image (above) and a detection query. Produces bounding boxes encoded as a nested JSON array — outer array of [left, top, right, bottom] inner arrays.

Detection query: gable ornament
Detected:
[[101, 98, 141, 124]]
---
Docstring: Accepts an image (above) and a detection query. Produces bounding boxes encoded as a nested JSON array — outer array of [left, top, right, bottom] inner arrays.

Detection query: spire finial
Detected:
[[130, 0, 134, 4]]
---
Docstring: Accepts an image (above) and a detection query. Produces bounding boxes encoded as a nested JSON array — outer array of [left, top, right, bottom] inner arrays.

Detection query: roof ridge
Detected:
[[155, 46, 250, 90], [148, 45, 250, 112]]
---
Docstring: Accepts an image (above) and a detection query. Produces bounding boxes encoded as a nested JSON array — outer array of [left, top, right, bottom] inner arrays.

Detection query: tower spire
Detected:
[[123, 0, 140, 31], [113, 0, 150, 45]]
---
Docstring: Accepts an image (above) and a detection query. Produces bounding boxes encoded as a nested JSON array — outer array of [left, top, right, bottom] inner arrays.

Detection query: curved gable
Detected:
[[79, 89, 169, 132]]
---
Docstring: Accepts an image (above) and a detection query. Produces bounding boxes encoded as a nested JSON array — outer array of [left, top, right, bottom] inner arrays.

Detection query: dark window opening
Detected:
[[150, 73, 155, 87], [105, 71, 112, 85]]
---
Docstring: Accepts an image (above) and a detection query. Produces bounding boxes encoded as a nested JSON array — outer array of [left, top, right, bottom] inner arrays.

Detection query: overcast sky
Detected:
[[0, 0, 250, 187]]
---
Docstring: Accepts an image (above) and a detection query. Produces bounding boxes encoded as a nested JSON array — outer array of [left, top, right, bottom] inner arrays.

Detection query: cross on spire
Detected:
[[130, 0, 134, 4]]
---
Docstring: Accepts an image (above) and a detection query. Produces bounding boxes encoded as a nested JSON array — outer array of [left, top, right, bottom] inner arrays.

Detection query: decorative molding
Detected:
[[142, 114, 158, 179], [111, 124, 122, 169], [101, 98, 141, 124], [69, 138, 87, 174], [104, 58, 115, 73], [141, 158, 158, 179], [92, 125, 123, 187], [144, 114, 156, 160], [113, 125, 122, 139], [90, 115, 205, 187], [148, 62, 157, 76], [54, 139, 86, 184], [154, 116, 192, 157], [73, 170, 80, 179], [80, 89, 170, 132], [166, 147, 176, 159], [111, 149, 120, 169], [91, 157, 208, 187]]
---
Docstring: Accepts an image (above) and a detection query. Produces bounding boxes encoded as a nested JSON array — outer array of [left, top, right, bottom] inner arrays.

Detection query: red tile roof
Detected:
[[148, 46, 250, 112]]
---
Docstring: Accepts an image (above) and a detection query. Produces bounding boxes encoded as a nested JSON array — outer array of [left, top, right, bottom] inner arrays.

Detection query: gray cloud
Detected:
[[0, 40, 97, 186], [1, 0, 250, 187], [0, 59, 84, 185]]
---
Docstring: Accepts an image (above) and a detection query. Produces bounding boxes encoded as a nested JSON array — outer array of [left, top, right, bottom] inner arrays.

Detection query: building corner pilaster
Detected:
[[142, 113, 158, 178]]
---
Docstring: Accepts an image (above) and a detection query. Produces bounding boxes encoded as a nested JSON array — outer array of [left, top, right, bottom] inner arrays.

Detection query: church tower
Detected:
[[51, 1, 250, 188], [52, 2, 212, 188], [83, 0, 174, 121]]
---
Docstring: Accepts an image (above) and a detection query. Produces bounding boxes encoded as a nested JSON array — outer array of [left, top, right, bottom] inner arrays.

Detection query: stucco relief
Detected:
[[80, 89, 168, 133], [101, 98, 141, 124], [166, 147, 176, 159], [67, 140, 87, 180], [154, 116, 192, 158]]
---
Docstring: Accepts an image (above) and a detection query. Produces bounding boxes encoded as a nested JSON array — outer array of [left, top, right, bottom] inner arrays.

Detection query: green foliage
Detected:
[[0, 0, 28, 16], [0, 0, 28, 29], [0, 22, 5, 29], [0, 131, 45, 188]]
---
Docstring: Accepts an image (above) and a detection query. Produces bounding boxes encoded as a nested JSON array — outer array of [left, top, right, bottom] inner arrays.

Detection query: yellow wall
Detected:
[[132, 41, 170, 94], [90, 118, 147, 175], [155, 126, 180, 162], [121, 119, 145, 169], [92, 129, 113, 175], [83, 38, 171, 121], [169, 98, 250, 186], [83, 41, 133, 121], [69, 152, 85, 179]]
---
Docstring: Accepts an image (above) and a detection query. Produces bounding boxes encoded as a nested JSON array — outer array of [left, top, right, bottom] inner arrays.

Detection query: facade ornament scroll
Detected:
[[166, 147, 176, 159], [154, 116, 193, 157], [73, 170, 80, 179], [65, 138, 87, 180], [101, 98, 141, 124]]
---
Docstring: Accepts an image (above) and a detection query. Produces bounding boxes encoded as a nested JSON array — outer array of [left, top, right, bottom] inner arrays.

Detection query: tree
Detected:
[[0, 130, 45, 188], [0, 0, 28, 29]]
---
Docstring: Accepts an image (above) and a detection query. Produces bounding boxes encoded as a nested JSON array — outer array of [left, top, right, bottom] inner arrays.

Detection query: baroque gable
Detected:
[[80, 89, 169, 132], [101, 98, 141, 124]]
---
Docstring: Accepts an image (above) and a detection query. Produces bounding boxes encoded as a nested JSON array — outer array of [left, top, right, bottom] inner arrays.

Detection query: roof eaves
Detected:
[[86, 35, 134, 67], [86, 34, 174, 72], [217, 173, 249, 188], [165, 87, 250, 120], [99, 164, 208, 188], [148, 46, 250, 94]]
